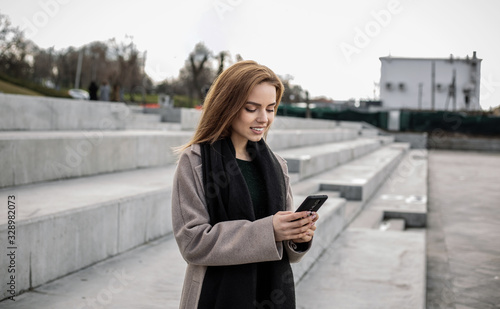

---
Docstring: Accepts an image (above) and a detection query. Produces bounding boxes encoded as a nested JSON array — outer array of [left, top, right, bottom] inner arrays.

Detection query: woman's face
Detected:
[[230, 82, 277, 147]]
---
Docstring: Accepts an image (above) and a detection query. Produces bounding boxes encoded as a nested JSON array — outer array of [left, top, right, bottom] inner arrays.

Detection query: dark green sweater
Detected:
[[236, 158, 267, 220]]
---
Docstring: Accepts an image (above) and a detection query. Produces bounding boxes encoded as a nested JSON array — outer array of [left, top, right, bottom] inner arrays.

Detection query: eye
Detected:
[[245, 108, 257, 113], [266, 109, 274, 113]]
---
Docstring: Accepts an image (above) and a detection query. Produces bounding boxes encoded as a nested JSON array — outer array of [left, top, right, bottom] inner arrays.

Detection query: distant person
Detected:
[[111, 83, 120, 102], [171, 60, 319, 308], [99, 81, 110, 101], [88, 81, 98, 100]]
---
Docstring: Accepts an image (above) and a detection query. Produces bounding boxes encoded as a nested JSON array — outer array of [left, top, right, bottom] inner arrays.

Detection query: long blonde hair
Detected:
[[178, 60, 284, 152]]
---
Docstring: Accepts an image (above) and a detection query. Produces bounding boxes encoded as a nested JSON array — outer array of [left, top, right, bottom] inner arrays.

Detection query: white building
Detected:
[[379, 52, 481, 111]]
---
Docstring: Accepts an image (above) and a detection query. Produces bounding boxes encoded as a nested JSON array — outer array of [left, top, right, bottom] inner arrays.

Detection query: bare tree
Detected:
[[108, 37, 144, 101], [185, 42, 215, 102], [0, 13, 31, 79], [32, 46, 56, 85], [280, 75, 304, 103]]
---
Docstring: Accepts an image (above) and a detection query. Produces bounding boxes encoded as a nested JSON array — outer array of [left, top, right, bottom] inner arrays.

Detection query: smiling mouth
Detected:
[[251, 127, 265, 132]]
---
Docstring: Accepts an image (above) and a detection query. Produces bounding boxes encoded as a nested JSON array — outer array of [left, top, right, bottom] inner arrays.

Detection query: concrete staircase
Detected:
[[0, 94, 427, 308]]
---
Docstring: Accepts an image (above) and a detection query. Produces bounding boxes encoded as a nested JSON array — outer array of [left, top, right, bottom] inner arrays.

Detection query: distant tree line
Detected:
[[0, 12, 306, 105]]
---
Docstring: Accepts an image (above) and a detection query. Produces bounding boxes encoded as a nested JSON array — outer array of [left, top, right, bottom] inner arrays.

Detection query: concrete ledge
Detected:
[[0, 130, 191, 188], [429, 135, 500, 152], [126, 113, 162, 123], [393, 132, 428, 149], [267, 128, 358, 151], [0, 94, 131, 131], [291, 193, 346, 282], [180, 108, 201, 130], [278, 138, 382, 180], [0, 166, 176, 299], [272, 116, 339, 129], [368, 150, 428, 228], [125, 122, 182, 131], [143, 107, 183, 123], [315, 145, 408, 201], [177, 109, 359, 132], [337, 120, 363, 130]]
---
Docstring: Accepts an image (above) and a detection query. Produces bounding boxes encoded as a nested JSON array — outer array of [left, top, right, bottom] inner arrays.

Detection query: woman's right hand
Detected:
[[272, 211, 317, 242]]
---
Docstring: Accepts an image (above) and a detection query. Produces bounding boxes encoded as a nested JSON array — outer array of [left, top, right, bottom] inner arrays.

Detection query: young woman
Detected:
[[172, 60, 319, 308]]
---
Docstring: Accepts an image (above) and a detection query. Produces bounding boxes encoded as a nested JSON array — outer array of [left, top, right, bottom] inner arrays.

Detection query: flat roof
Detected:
[[379, 55, 482, 62]]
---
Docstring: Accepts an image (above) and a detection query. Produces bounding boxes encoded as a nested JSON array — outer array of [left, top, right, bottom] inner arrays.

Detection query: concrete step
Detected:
[[126, 113, 162, 123], [0, 93, 133, 131], [179, 110, 366, 132], [379, 218, 406, 231], [0, 130, 192, 188], [272, 116, 340, 129], [314, 143, 409, 202], [296, 228, 426, 309], [0, 190, 347, 306], [0, 165, 177, 299], [356, 149, 428, 228], [348, 208, 385, 229], [0, 235, 185, 308], [294, 149, 429, 308], [360, 128, 379, 137], [337, 120, 363, 129], [267, 127, 358, 151], [291, 179, 322, 195], [0, 128, 366, 189], [291, 192, 347, 282], [128, 105, 144, 113], [0, 144, 354, 301], [124, 122, 182, 131], [277, 138, 383, 180]]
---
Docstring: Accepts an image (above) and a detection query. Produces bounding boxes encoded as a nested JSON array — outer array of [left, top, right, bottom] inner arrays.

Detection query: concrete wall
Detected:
[[0, 187, 173, 298], [180, 108, 201, 130], [429, 135, 500, 152], [0, 94, 131, 131], [392, 132, 428, 149], [144, 107, 182, 123]]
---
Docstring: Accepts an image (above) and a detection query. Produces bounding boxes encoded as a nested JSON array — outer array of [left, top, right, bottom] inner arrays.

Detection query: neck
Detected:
[[230, 136, 249, 160]]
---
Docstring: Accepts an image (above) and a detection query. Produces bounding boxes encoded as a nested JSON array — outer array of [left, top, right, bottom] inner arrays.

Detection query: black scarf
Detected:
[[198, 138, 296, 309]]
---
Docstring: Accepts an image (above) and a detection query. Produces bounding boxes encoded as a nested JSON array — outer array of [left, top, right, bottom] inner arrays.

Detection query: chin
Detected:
[[248, 135, 263, 142]]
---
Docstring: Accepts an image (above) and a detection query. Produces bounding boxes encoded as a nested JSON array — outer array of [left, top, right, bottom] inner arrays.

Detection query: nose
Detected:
[[257, 109, 268, 123]]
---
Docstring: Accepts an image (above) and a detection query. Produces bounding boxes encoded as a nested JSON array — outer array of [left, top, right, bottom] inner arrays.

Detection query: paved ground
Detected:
[[426, 150, 500, 309]]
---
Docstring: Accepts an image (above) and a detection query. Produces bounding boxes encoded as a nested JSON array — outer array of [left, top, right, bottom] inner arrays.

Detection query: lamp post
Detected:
[[74, 47, 84, 89], [305, 90, 311, 119]]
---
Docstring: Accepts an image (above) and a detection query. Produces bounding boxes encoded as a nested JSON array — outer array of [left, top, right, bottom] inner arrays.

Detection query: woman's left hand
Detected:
[[293, 212, 319, 243]]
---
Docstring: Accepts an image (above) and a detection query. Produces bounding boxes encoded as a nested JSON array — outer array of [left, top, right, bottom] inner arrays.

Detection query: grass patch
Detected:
[[0, 79, 43, 96], [173, 95, 201, 108], [123, 93, 158, 104], [0, 73, 71, 98]]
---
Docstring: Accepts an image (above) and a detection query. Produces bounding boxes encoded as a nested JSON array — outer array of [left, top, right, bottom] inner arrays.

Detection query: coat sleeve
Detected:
[[172, 149, 284, 266], [274, 153, 312, 263]]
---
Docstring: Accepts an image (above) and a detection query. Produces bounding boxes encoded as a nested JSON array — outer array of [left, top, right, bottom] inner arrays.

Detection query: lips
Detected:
[[250, 127, 266, 135]]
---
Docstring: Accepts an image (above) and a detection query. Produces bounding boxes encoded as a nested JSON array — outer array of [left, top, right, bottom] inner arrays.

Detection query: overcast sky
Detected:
[[1, 0, 499, 109]]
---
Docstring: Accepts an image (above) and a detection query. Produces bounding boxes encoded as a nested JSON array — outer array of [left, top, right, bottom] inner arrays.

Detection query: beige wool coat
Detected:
[[171, 144, 311, 308]]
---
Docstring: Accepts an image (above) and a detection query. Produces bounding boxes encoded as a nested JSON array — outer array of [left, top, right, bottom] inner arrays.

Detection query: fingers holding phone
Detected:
[[293, 212, 319, 243], [272, 211, 316, 242]]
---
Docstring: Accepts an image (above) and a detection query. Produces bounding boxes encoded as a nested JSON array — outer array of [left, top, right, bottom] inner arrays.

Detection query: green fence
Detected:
[[277, 105, 389, 130], [399, 110, 500, 136], [277, 105, 500, 136]]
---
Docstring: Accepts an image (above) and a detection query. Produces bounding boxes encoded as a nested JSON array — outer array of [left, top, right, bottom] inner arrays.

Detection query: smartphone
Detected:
[[295, 194, 328, 213]]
